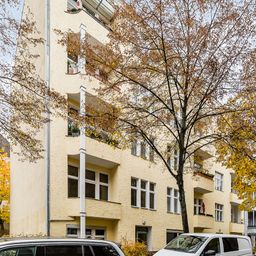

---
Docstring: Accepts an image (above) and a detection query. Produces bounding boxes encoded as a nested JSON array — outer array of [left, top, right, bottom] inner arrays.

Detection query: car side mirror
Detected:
[[204, 250, 216, 256]]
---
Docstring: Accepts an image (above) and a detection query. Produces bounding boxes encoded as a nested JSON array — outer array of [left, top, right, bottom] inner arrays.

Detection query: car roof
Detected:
[[0, 238, 117, 247], [181, 233, 249, 239]]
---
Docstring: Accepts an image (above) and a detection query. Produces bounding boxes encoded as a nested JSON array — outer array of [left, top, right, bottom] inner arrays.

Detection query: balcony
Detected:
[[229, 222, 244, 234], [66, 0, 115, 27], [230, 192, 242, 205], [193, 214, 214, 229], [68, 198, 122, 220], [67, 135, 121, 168], [193, 168, 214, 194]]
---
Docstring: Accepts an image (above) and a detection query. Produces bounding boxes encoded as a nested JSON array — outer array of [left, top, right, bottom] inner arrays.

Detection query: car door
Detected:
[[90, 244, 121, 256], [200, 238, 222, 256]]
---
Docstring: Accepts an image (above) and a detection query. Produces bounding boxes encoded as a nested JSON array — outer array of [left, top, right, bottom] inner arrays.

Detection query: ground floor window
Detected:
[[166, 230, 182, 244], [135, 226, 152, 249], [66, 225, 106, 240], [167, 187, 181, 214], [131, 178, 156, 210]]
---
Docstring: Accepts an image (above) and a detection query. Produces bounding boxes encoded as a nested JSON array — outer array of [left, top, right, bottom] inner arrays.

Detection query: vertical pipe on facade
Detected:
[[79, 86, 86, 238], [79, 24, 87, 238], [45, 0, 51, 237]]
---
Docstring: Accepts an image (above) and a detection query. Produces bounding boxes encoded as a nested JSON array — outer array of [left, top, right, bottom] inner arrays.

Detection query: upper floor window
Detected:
[[167, 187, 181, 214], [131, 137, 154, 162], [194, 198, 205, 215], [215, 203, 223, 222], [215, 172, 223, 191], [248, 211, 256, 227], [68, 165, 79, 197], [131, 178, 156, 210], [68, 165, 109, 201], [167, 145, 178, 171]]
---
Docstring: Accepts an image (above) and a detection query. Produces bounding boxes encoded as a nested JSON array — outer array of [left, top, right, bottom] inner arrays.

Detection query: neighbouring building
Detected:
[[10, 0, 245, 251]]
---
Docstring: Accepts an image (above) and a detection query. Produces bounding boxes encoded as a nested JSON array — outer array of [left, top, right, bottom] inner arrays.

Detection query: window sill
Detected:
[[215, 220, 224, 223], [131, 206, 157, 211], [67, 197, 121, 205], [167, 211, 181, 215]]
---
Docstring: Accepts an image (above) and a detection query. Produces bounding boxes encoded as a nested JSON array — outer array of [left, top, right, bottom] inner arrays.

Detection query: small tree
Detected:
[[0, 150, 10, 235], [62, 0, 256, 232], [0, 0, 67, 161]]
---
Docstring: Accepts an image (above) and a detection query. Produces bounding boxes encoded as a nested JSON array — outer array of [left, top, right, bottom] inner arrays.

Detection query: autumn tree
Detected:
[[0, 0, 67, 162], [217, 51, 256, 211], [0, 150, 10, 236], [60, 0, 256, 232]]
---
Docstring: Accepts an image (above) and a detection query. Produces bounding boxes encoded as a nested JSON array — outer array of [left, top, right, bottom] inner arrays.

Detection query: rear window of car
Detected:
[[238, 238, 251, 250], [45, 246, 82, 256], [91, 245, 119, 256], [223, 237, 239, 252]]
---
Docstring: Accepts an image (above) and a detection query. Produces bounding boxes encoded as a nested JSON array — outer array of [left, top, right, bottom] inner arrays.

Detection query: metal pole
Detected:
[[45, 0, 51, 237], [79, 23, 87, 239], [79, 86, 86, 238]]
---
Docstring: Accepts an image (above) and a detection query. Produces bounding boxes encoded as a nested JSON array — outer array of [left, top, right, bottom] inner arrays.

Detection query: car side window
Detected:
[[84, 246, 93, 256], [202, 238, 220, 255], [45, 246, 82, 256], [0, 247, 36, 256], [223, 238, 238, 252], [91, 245, 119, 256]]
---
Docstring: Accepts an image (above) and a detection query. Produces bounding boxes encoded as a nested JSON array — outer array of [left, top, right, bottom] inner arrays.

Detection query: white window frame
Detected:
[[67, 225, 106, 240], [215, 172, 223, 191], [167, 187, 181, 214], [166, 145, 178, 171], [68, 165, 79, 197], [140, 179, 148, 208], [131, 177, 140, 207], [66, 224, 79, 238], [85, 170, 109, 200], [215, 203, 224, 222], [131, 178, 156, 210], [98, 172, 109, 201], [248, 211, 256, 226], [68, 166, 109, 200], [149, 182, 155, 210], [194, 198, 203, 215]]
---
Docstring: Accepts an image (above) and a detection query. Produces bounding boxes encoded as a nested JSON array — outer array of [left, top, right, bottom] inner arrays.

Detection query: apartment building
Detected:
[[10, 0, 245, 251]]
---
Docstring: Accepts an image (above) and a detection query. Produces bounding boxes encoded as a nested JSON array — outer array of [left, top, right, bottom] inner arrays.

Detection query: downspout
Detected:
[[45, 0, 51, 237], [79, 24, 87, 239]]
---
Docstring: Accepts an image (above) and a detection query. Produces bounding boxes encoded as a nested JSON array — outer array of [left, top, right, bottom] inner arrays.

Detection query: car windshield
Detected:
[[165, 235, 207, 253]]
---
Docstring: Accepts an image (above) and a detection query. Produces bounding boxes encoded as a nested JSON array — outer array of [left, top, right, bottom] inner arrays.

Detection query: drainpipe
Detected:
[[79, 24, 86, 238], [79, 86, 86, 238], [45, 0, 51, 237]]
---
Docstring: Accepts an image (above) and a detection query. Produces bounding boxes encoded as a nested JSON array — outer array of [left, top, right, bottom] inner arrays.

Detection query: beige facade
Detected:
[[10, 0, 245, 251]]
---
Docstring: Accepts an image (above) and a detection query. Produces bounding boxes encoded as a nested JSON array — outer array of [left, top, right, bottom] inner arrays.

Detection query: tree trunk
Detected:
[[177, 162, 189, 233], [0, 219, 4, 237]]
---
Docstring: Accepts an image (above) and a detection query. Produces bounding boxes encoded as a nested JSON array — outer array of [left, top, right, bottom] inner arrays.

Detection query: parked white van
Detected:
[[154, 233, 252, 256]]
